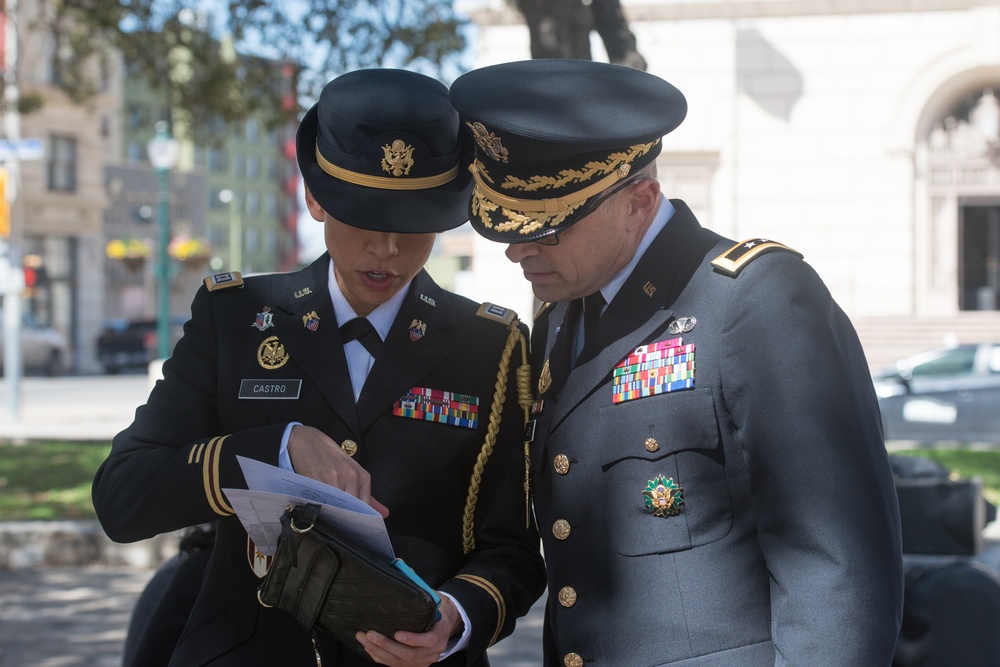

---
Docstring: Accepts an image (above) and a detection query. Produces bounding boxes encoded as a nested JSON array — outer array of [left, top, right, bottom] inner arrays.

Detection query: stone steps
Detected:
[[853, 313, 1000, 371]]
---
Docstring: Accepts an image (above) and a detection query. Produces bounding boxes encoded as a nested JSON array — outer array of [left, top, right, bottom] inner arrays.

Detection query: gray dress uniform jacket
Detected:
[[529, 200, 903, 666], [94, 254, 545, 666]]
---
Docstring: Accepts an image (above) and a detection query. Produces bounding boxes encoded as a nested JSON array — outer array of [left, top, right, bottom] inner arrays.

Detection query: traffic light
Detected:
[[0, 168, 9, 237]]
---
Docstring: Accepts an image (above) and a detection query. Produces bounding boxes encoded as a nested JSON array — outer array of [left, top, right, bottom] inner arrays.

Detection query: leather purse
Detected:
[[257, 503, 440, 656]]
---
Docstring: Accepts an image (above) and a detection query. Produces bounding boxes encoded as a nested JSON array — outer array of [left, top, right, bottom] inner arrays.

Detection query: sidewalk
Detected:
[[0, 375, 546, 666]]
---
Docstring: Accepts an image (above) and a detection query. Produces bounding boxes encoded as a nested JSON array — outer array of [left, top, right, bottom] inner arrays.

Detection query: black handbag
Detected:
[[257, 503, 440, 656]]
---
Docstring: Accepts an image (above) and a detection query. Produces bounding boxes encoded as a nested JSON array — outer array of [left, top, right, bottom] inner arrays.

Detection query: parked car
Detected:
[[96, 318, 186, 374], [0, 308, 68, 376], [873, 343, 1000, 442]]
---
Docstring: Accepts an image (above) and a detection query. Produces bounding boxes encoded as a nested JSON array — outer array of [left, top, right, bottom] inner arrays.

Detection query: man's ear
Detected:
[[303, 186, 326, 222], [625, 177, 661, 227]]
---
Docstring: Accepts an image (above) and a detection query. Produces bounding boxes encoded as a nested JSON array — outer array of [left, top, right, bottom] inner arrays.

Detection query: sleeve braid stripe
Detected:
[[454, 574, 505, 647], [188, 441, 207, 464], [202, 435, 235, 516]]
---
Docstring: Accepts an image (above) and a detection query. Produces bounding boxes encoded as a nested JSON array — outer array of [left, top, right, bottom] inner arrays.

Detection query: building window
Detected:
[[247, 154, 260, 180], [266, 156, 278, 179], [245, 190, 260, 216], [246, 117, 260, 144], [48, 135, 77, 192], [959, 204, 1000, 311], [246, 227, 259, 254], [208, 148, 228, 173], [126, 140, 145, 163], [232, 152, 245, 179]]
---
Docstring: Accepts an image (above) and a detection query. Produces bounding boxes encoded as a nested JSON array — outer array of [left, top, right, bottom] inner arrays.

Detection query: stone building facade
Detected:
[[463, 0, 1000, 369]]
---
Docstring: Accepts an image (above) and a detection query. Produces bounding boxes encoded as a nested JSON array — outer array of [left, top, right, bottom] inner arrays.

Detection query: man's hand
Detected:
[[355, 595, 464, 666], [286, 425, 389, 518]]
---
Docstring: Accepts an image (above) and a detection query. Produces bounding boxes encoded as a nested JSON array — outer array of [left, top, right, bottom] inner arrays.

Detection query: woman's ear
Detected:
[[303, 186, 326, 222]]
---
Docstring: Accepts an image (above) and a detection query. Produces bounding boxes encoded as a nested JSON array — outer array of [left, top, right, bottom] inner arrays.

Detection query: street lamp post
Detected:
[[219, 188, 242, 272], [147, 121, 179, 361]]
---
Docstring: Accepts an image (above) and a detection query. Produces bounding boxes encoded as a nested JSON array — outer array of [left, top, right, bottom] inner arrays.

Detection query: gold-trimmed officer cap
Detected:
[[449, 59, 687, 243], [297, 69, 473, 233]]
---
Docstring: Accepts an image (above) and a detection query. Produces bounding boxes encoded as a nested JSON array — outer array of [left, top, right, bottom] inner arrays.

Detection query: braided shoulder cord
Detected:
[[462, 319, 532, 554]]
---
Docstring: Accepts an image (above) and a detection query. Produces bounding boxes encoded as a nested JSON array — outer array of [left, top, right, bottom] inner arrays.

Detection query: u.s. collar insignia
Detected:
[[643, 475, 684, 518], [467, 122, 509, 163], [252, 307, 274, 332], [538, 358, 552, 394], [302, 311, 320, 332], [293, 287, 312, 299], [667, 316, 697, 335], [409, 319, 427, 341], [257, 335, 290, 370], [420, 294, 436, 307], [381, 139, 415, 177]]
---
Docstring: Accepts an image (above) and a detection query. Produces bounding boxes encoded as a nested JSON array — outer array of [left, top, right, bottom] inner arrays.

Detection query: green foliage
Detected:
[[0, 441, 111, 521], [41, 0, 468, 140], [893, 448, 1000, 507]]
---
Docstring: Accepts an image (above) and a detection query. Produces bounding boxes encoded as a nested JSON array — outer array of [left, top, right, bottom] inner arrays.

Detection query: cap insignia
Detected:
[[644, 475, 684, 518], [467, 122, 509, 163], [381, 139, 415, 177]]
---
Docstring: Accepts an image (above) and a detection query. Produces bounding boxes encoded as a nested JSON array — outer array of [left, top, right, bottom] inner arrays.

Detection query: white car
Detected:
[[0, 309, 68, 376], [873, 343, 1000, 442]]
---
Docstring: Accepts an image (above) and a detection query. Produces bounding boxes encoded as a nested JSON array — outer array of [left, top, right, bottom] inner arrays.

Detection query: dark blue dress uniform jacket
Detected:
[[93, 255, 545, 666], [529, 201, 904, 666]]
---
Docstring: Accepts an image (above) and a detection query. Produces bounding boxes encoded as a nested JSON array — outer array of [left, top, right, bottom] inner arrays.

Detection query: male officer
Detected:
[[94, 69, 544, 667], [450, 59, 904, 666]]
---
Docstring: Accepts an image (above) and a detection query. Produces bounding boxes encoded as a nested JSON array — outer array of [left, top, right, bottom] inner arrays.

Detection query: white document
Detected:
[[223, 456, 395, 559]]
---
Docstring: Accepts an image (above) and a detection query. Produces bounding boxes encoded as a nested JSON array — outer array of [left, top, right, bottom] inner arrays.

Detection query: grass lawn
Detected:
[[0, 441, 997, 521], [0, 441, 111, 520], [893, 448, 1000, 508]]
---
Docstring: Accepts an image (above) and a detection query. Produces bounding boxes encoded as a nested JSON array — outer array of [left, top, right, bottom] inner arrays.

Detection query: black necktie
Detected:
[[339, 318, 383, 358], [581, 291, 605, 348]]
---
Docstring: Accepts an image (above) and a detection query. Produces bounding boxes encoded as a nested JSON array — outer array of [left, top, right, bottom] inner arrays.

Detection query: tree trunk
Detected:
[[591, 0, 647, 70], [513, 0, 593, 60]]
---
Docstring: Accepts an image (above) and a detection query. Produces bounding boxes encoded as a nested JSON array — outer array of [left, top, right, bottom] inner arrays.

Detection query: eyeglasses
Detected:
[[532, 175, 652, 246]]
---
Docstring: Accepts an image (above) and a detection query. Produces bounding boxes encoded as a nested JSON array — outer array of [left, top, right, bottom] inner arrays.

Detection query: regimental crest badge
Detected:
[[381, 139, 415, 177], [409, 319, 427, 341], [247, 536, 273, 578], [467, 121, 509, 163], [643, 475, 684, 518], [302, 310, 320, 332], [253, 307, 275, 332], [257, 335, 290, 370]]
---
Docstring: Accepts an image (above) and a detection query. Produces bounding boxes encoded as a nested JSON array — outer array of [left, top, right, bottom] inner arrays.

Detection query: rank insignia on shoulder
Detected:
[[476, 302, 517, 325], [205, 271, 244, 291], [711, 238, 803, 277]]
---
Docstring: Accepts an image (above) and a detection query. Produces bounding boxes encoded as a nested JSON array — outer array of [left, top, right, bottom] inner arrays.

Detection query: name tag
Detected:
[[239, 379, 302, 399]]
